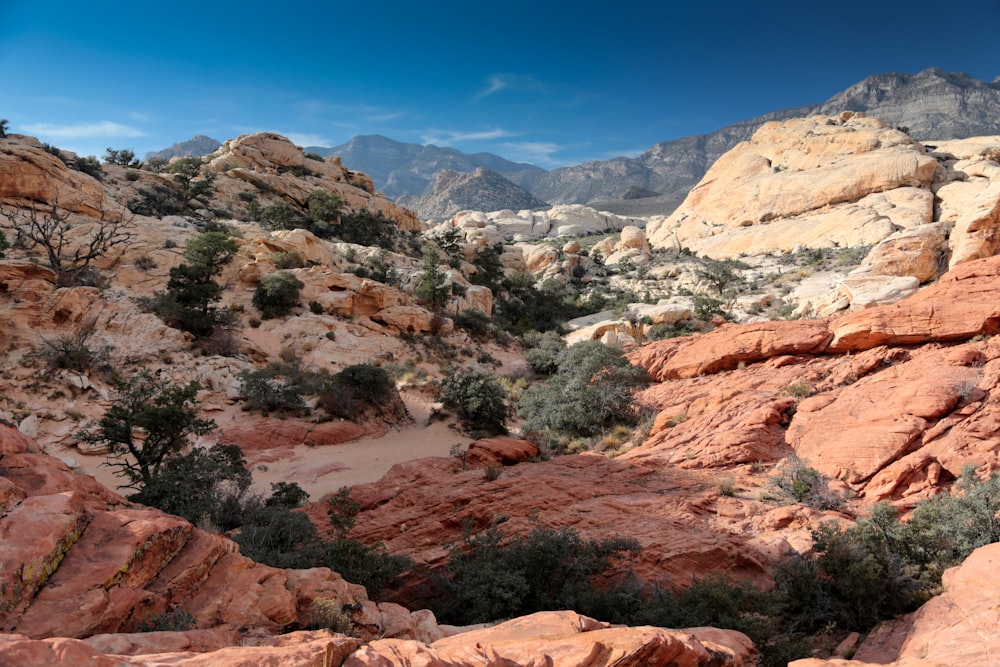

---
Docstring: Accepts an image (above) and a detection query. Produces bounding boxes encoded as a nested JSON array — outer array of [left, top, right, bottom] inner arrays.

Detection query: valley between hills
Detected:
[[2, 103, 1000, 666]]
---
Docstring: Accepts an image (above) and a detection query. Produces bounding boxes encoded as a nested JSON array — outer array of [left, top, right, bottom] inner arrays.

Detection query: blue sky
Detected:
[[2, 0, 999, 168]]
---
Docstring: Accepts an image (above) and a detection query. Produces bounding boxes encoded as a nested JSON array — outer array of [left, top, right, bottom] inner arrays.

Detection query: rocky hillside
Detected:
[[398, 167, 549, 220]]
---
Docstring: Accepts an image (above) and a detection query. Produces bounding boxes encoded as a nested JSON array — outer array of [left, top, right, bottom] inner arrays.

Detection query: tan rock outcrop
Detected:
[[648, 116, 938, 258], [0, 136, 108, 218], [208, 132, 420, 231]]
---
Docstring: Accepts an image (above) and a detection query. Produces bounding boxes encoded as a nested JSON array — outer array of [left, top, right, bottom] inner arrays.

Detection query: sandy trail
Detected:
[[249, 390, 461, 499], [66, 390, 463, 502]]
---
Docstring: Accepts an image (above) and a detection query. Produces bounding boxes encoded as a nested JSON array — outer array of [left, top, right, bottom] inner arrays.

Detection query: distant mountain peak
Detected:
[[148, 135, 222, 160], [399, 166, 548, 220]]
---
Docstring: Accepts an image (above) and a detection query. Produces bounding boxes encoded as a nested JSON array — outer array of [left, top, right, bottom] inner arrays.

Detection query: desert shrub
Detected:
[[131, 184, 185, 217], [134, 254, 157, 271], [771, 457, 843, 510], [518, 341, 651, 443], [235, 490, 411, 598], [237, 365, 308, 415], [336, 209, 398, 249], [437, 369, 509, 436], [135, 609, 195, 633], [265, 481, 310, 509], [695, 258, 747, 296], [273, 250, 305, 269], [429, 525, 640, 625], [453, 308, 491, 338], [520, 330, 566, 376], [130, 443, 255, 531], [692, 295, 725, 320], [647, 319, 699, 341], [73, 155, 104, 180], [306, 598, 355, 634], [315, 364, 407, 423], [262, 200, 309, 230], [253, 270, 304, 319], [38, 320, 111, 374]]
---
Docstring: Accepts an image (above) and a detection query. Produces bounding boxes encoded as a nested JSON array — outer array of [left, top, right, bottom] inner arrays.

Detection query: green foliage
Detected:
[[469, 243, 505, 292], [696, 258, 747, 296], [266, 481, 310, 509], [453, 308, 492, 338], [430, 525, 640, 625], [0, 119, 8, 138], [149, 232, 238, 337], [415, 246, 450, 311], [253, 270, 304, 319], [771, 457, 843, 510], [129, 443, 254, 531], [78, 371, 216, 490], [518, 341, 651, 442], [235, 491, 412, 598], [692, 295, 725, 321], [437, 369, 509, 436], [261, 200, 309, 230], [73, 155, 104, 180], [0, 229, 7, 258], [103, 147, 140, 167], [306, 598, 355, 634], [366, 249, 398, 286], [521, 330, 567, 376], [646, 319, 699, 341], [135, 608, 195, 633], [237, 365, 308, 415], [273, 250, 305, 269]]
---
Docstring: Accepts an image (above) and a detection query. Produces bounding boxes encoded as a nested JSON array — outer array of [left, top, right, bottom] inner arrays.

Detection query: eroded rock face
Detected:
[[627, 255, 1000, 503], [0, 136, 109, 218]]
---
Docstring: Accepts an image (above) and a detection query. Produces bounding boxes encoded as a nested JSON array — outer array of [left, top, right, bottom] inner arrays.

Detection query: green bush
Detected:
[[253, 271, 304, 319], [437, 369, 509, 436], [454, 309, 492, 338], [518, 341, 650, 442], [237, 366, 308, 415], [521, 330, 566, 376], [429, 525, 640, 625], [130, 443, 254, 531]]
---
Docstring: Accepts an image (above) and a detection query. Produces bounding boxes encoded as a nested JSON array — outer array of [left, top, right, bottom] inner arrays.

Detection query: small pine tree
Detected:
[[415, 246, 450, 311]]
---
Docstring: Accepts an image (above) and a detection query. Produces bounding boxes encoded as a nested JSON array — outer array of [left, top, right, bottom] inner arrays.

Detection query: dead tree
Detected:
[[1, 193, 135, 286]]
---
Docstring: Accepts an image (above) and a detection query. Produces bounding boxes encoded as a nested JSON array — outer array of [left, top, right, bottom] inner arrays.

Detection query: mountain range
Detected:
[[153, 68, 1000, 218]]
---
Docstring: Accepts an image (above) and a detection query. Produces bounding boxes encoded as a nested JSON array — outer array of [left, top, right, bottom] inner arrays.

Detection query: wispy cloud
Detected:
[[295, 100, 409, 124], [475, 73, 546, 99], [22, 121, 147, 139], [498, 141, 563, 166], [282, 132, 332, 148], [422, 127, 517, 146]]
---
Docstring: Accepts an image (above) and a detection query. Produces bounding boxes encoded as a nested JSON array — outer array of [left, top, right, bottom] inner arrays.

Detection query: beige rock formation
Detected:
[[208, 132, 420, 231], [647, 115, 938, 257]]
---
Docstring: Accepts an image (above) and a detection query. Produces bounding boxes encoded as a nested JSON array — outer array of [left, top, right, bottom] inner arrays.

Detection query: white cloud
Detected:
[[22, 121, 147, 139], [422, 127, 517, 146], [282, 132, 332, 148], [475, 73, 546, 99], [499, 141, 562, 166]]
